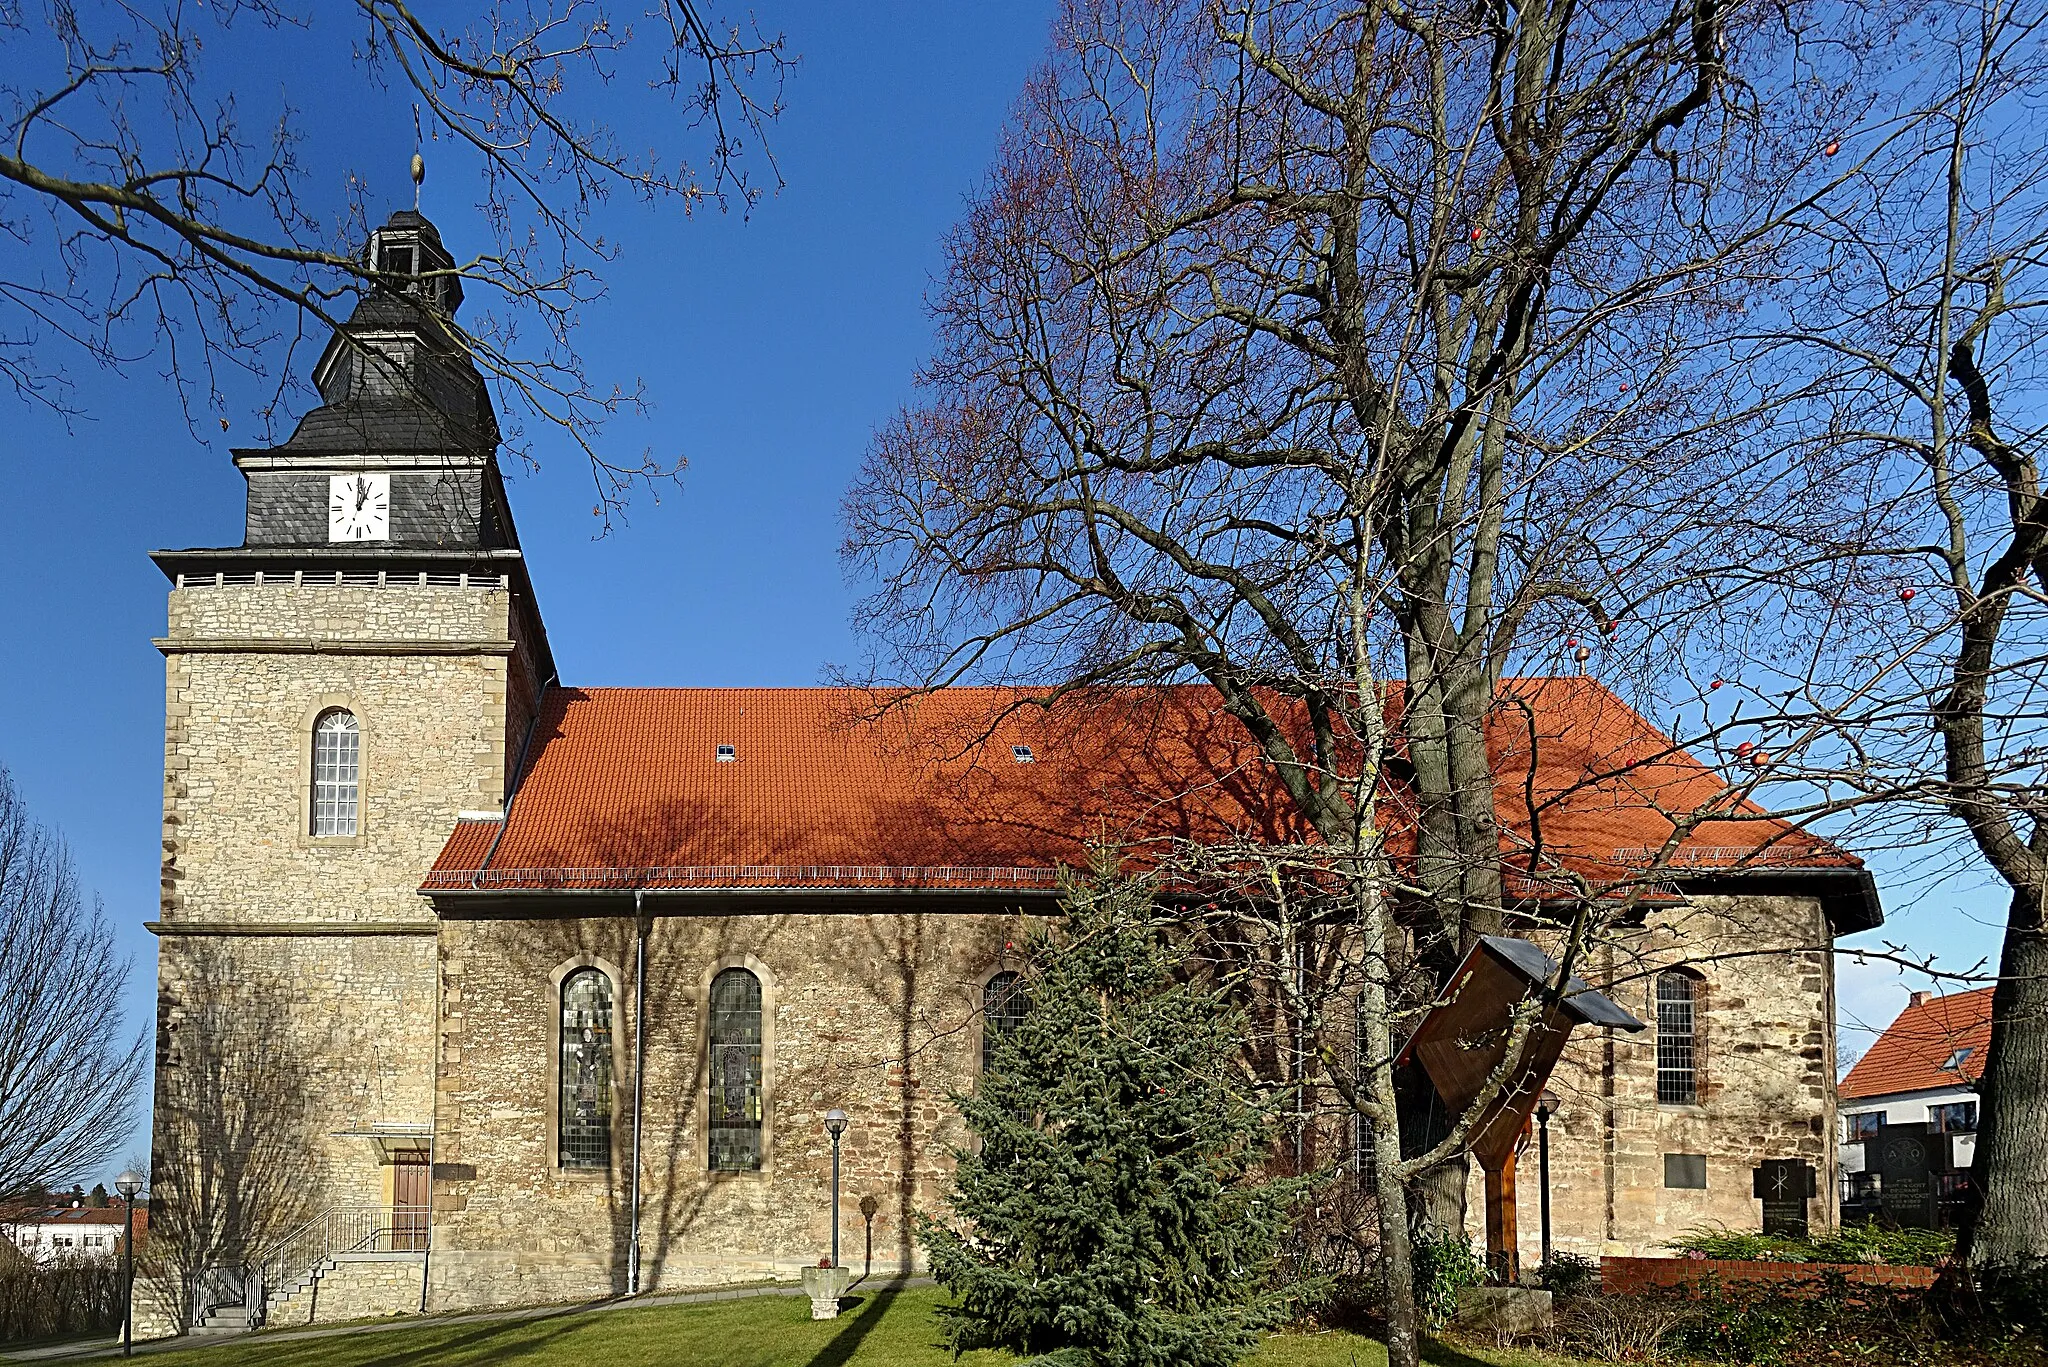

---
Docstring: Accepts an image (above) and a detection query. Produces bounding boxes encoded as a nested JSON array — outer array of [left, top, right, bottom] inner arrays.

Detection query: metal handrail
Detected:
[[250, 1204, 428, 1320]]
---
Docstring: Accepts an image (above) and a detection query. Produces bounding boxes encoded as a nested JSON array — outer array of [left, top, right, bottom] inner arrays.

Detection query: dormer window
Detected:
[[1011, 745, 1034, 763], [1943, 1047, 1973, 1071], [716, 744, 736, 763]]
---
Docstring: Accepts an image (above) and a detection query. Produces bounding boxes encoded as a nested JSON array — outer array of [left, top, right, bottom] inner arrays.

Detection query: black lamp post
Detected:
[[1535, 1093, 1559, 1268], [824, 1109, 849, 1269], [115, 1170, 143, 1357]]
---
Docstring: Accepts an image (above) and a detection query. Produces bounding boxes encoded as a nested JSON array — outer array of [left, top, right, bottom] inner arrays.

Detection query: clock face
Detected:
[[329, 473, 391, 542]]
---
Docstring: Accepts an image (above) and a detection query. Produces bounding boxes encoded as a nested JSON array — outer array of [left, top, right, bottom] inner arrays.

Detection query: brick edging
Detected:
[[1602, 1256, 1939, 1297]]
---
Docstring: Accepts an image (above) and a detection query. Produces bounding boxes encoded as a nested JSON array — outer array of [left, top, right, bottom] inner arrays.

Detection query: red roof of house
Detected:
[[423, 679, 1862, 909], [1841, 987, 1994, 1100]]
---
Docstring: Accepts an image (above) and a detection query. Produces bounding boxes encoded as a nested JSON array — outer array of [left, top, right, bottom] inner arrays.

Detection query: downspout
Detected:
[[420, 955, 440, 1313], [628, 890, 649, 1294]]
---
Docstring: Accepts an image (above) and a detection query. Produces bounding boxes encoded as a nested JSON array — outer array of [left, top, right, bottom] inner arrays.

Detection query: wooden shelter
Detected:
[[1398, 936, 1644, 1279]]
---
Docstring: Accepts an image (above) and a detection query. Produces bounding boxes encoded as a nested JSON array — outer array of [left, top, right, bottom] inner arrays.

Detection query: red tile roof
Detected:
[[423, 679, 1860, 903], [1841, 987, 1994, 1100]]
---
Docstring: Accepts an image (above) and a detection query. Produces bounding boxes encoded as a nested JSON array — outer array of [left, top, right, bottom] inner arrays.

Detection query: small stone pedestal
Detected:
[[1454, 1286, 1552, 1336], [801, 1265, 853, 1320]]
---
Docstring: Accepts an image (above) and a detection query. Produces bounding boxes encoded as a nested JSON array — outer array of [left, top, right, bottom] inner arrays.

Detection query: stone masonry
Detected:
[[1489, 893, 1840, 1264], [150, 577, 545, 1296], [428, 909, 1029, 1309]]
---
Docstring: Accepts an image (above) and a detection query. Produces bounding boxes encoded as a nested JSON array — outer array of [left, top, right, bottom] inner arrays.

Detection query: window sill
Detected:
[[300, 833, 367, 849]]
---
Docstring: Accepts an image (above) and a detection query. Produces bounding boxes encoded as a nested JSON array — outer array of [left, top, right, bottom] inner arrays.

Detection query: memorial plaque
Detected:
[[1752, 1158, 1816, 1238], [1874, 1123, 1940, 1229]]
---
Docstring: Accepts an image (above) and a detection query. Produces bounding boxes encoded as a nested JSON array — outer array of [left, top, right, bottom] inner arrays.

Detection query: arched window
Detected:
[[982, 971, 1028, 1073], [310, 709, 360, 836], [708, 968, 764, 1172], [1656, 971, 1700, 1105], [558, 969, 614, 1168]]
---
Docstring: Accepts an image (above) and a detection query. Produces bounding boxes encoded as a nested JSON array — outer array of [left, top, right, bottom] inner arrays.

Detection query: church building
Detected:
[[145, 211, 1883, 1329]]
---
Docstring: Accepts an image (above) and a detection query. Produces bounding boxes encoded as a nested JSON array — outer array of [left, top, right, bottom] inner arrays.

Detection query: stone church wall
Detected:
[[151, 579, 543, 1243], [426, 908, 1031, 1310], [158, 581, 523, 926], [1511, 893, 1839, 1262]]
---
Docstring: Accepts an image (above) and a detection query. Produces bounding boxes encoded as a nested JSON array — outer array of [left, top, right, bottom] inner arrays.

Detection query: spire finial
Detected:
[[410, 104, 425, 209]]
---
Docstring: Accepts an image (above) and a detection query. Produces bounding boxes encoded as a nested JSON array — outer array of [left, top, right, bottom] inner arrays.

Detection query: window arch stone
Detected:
[[980, 970, 1028, 1074], [309, 707, 360, 837], [558, 966, 616, 1169], [1655, 969, 1705, 1106], [707, 964, 767, 1173], [546, 955, 624, 1175]]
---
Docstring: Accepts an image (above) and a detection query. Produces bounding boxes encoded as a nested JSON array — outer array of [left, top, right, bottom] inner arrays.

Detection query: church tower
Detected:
[[147, 210, 552, 1321]]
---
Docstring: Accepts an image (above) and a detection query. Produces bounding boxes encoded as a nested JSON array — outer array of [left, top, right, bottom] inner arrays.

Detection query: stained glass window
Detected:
[[311, 709, 360, 836], [559, 968, 614, 1168], [1656, 971, 1699, 1105], [709, 968, 764, 1172], [981, 971, 1027, 1074]]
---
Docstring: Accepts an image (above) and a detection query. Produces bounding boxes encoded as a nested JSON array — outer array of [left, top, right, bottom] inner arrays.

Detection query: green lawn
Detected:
[[135, 1287, 1582, 1367]]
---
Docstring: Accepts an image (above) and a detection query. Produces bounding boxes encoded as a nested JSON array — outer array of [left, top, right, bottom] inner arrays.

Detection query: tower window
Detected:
[[558, 968, 614, 1169], [310, 709, 360, 836], [378, 243, 417, 277], [982, 970, 1028, 1073], [1656, 971, 1700, 1105], [708, 968, 764, 1172]]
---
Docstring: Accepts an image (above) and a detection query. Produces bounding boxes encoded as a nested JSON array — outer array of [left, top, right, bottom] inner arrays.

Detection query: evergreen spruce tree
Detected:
[[920, 871, 1312, 1367]]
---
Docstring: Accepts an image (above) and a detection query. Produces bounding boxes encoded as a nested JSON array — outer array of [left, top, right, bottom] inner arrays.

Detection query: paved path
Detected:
[[4, 1276, 935, 1363]]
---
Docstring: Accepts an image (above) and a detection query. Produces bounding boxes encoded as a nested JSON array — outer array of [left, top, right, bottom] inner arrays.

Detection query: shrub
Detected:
[[1409, 1224, 1484, 1328], [0, 1256, 124, 1342], [1538, 1251, 1600, 1298], [1551, 1290, 1699, 1364], [1664, 1220, 1954, 1267]]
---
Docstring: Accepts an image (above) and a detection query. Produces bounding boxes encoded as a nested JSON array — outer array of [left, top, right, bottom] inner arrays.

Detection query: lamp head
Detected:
[[1537, 1091, 1561, 1119], [114, 1171, 144, 1199], [824, 1108, 849, 1138]]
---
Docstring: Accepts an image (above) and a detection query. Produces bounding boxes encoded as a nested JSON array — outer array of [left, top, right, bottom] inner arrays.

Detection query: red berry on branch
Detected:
[[1736, 741, 1754, 756], [1566, 637, 1579, 648], [1710, 679, 1724, 690], [1824, 140, 1840, 156], [1900, 588, 1916, 601], [1470, 227, 1483, 242]]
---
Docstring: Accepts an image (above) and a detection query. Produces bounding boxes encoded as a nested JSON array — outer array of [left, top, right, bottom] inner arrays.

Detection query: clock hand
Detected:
[[356, 479, 369, 511]]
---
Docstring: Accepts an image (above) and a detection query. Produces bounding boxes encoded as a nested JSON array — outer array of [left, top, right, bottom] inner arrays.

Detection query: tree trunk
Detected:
[[1360, 960, 1423, 1367], [1966, 886, 2048, 1268], [1412, 1155, 1470, 1238]]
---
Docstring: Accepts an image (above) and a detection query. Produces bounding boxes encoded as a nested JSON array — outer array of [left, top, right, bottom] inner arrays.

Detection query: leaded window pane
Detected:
[[1656, 972, 1698, 1105], [311, 710, 360, 837], [559, 969, 614, 1168], [708, 968, 763, 1172], [981, 971, 1027, 1074]]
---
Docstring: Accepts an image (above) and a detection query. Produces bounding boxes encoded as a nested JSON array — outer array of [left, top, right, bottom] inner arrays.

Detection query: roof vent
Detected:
[[1012, 745, 1034, 763], [716, 744, 736, 763]]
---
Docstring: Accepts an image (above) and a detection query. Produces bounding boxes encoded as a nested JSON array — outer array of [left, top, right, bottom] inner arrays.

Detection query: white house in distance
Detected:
[[1838, 986, 1990, 1226], [0, 1202, 147, 1264]]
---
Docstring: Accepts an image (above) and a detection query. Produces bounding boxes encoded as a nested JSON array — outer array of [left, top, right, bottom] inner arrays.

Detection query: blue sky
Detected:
[[0, 1, 2004, 1179]]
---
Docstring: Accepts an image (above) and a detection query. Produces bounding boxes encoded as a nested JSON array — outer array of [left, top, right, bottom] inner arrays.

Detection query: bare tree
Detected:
[[0, 763, 146, 1204], [841, 2, 1879, 1357], [2, 2, 790, 521], [1685, 0, 2048, 1270]]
